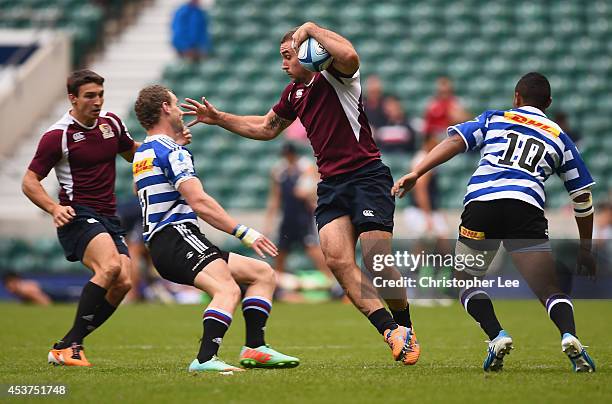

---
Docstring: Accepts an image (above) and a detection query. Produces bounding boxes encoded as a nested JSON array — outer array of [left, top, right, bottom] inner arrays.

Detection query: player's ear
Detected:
[[512, 92, 521, 108], [68, 93, 77, 105]]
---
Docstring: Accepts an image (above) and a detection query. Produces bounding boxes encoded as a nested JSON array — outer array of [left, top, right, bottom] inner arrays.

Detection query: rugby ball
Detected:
[[298, 37, 333, 72]]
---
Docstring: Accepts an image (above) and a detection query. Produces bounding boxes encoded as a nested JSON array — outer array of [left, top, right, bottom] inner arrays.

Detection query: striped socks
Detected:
[[546, 294, 576, 337], [460, 287, 502, 340], [242, 296, 272, 348], [197, 308, 232, 363]]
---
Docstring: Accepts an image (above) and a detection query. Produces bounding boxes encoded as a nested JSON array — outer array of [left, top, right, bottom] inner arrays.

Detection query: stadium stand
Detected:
[[115, 0, 612, 212]]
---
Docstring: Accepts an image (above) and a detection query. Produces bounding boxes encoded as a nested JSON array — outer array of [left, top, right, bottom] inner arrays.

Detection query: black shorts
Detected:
[[148, 222, 230, 286], [57, 205, 129, 262], [278, 219, 318, 250], [315, 160, 395, 234], [459, 199, 550, 252]]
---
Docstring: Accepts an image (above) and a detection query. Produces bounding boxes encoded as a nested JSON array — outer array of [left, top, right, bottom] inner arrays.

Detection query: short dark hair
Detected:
[[134, 85, 173, 130], [280, 28, 298, 45], [66, 69, 104, 96], [2, 270, 19, 285], [515, 72, 551, 110]]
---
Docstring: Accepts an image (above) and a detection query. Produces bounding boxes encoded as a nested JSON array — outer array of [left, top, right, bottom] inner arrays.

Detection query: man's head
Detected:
[[2, 271, 20, 292], [382, 95, 404, 122], [280, 28, 314, 84], [513, 72, 552, 111], [281, 142, 298, 163], [436, 76, 454, 98], [366, 75, 383, 100], [134, 85, 184, 134], [67, 70, 105, 123]]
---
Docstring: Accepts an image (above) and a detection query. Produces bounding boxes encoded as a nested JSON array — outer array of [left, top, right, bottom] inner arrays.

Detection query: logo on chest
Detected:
[[72, 132, 85, 142], [99, 124, 115, 139], [295, 89, 304, 99]]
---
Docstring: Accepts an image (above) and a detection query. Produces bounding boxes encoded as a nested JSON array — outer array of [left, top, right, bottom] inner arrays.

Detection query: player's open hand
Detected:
[[181, 97, 220, 127], [175, 127, 192, 146], [251, 235, 279, 259], [391, 172, 419, 198], [291, 22, 315, 51], [576, 246, 597, 279], [51, 204, 75, 228]]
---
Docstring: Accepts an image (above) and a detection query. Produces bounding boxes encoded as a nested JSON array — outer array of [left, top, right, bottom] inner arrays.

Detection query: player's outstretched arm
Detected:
[[178, 177, 278, 258], [21, 169, 75, 227], [292, 21, 359, 76], [181, 97, 292, 141], [392, 135, 465, 198]]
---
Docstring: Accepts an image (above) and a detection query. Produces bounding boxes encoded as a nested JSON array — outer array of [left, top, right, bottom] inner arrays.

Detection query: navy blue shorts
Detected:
[[314, 160, 395, 234], [57, 205, 129, 262], [278, 218, 319, 250]]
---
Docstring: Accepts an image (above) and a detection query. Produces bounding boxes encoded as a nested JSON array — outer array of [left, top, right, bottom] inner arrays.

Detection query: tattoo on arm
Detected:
[[267, 114, 291, 131]]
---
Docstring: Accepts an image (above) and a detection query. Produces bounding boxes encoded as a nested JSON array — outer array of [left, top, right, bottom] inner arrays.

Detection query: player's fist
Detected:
[[391, 172, 419, 198], [181, 97, 221, 127], [51, 204, 75, 228], [576, 246, 597, 279], [176, 127, 192, 146], [291, 22, 316, 51]]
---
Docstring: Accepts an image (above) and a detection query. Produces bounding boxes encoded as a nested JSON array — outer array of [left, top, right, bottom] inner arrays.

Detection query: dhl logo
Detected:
[[504, 112, 560, 137], [460, 226, 485, 240], [133, 158, 154, 176]]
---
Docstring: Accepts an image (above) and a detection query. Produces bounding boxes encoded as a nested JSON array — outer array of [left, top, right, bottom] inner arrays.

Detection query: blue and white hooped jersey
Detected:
[[133, 134, 198, 243], [448, 106, 594, 210]]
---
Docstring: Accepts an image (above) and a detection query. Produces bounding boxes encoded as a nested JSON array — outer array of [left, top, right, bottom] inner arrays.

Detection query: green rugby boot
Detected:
[[239, 345, 300, 369], [188, 356, 244, 373]]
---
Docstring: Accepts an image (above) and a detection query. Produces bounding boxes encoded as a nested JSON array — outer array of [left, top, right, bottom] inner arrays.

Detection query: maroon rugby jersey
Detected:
[[273, 68, 380, 179], [28, 111, 134, 216]]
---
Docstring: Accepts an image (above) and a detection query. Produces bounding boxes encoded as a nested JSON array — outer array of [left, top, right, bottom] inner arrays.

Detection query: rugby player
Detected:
[[133, 85, 299, 372], [393, 72, 596, 372], [182, 22, 420, 365]]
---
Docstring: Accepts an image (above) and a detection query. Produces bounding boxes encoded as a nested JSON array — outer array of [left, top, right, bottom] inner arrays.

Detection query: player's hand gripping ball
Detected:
[[298, 37, 333, 72]]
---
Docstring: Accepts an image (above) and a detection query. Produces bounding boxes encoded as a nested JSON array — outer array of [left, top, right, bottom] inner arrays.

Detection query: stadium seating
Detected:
[[4, 0, 610, 274], [116, 0, 611, 212], [0, 0, 138, 66]]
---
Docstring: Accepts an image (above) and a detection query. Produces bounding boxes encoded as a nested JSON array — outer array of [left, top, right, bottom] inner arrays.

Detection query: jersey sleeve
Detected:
[[27, 130, 63, 178], [556, 135, 595, 194], [106, 112, 135, 153], [166, 148, 197, 190], [272, 83, 298, 121], [447, 111, 491, 152]]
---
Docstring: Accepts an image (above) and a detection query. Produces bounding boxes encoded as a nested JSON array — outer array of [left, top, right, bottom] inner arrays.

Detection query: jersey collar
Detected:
[[144, 134, 176, 143], [516, 106, 547, 118], [67, 110, 98, 129]]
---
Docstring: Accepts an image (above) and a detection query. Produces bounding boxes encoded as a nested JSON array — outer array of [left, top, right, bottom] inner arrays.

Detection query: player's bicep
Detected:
[[167, 149, 197, 190], [263, 110, 293, 138]]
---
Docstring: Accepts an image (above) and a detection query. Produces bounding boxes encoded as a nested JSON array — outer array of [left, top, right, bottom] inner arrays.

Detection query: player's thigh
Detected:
[[226, 253, 275, 286], [194, 258, 240, 297], [319, 215, 358, 270], [510, 250, 562, 301], [82, 232, 122, 272]]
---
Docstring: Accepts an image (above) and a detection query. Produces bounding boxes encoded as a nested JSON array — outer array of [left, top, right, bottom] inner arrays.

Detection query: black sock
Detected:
[[460, 288, 502, 340], [56, 281, 107, 348], [83, 299, 117, 338], [242, 296, 271, 348], [197, 308, 232, 363], [546, 294, 576, 337], [390, 304, 412, 328], [368, 308, 399, 335]]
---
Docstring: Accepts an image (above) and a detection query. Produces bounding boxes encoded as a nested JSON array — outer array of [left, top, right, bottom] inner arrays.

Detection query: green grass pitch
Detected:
[[1, 300, 610, 403]]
